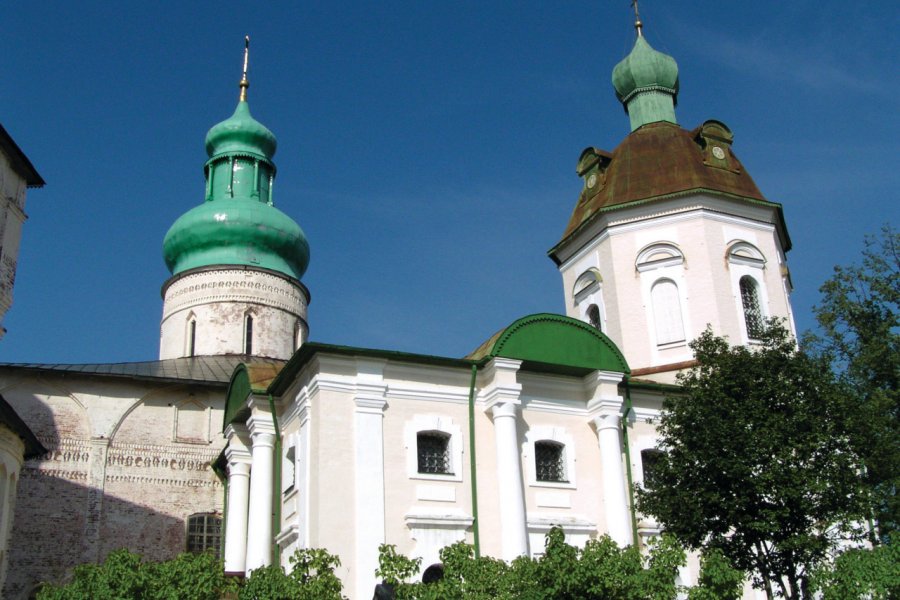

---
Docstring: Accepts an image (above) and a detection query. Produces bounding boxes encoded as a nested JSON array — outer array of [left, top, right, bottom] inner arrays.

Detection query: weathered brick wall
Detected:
[[0, 372, 227, 599]]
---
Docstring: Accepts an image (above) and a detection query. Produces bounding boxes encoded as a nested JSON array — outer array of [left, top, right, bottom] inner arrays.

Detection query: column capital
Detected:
[[490, 401, 520, 420], [228, 460, 251, 478], [591, 410, 622, 432]]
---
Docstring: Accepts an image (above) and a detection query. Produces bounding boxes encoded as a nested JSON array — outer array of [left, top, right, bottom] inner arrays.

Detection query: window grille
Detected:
[[641, 449, 664, 488], [586, 304, 602, 330], [535, 441, 566, 482], [417, 431, 451, 475], [739, 276, 764, 339], [186, 513, 222, 556]]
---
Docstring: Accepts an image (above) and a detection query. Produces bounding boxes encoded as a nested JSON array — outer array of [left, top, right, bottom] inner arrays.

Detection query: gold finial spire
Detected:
[[239, 36, 250, 101], [631, 0, 643, 37]]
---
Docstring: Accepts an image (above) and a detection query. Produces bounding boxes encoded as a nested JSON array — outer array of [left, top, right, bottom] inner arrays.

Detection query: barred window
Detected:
[[417, 431, 451, 475], [535, 441, 566, 483], [739, 276, 764, 339], [586, 304, 602, 330], [641, 449, 664, 488], [186, 513, 222, 556]]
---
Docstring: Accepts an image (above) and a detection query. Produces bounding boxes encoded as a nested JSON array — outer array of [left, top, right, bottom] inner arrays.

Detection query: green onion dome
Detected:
[[163, 99, 309, 280], [612, 36, 679, 130], [205, 100, 277, 160], [612, 36, 679, 103]]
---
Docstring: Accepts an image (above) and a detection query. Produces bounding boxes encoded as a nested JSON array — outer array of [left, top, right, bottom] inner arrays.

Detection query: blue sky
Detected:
[[3, 1, 898, 363]]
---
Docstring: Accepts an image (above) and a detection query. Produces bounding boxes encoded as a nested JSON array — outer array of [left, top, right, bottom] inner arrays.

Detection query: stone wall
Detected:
[[0, 371, 227, 599]]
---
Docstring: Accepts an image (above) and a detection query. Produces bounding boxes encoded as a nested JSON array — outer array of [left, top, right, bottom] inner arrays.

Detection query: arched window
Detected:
[[243, 314, 254, 355], [573, 269, 605, 332], [417, 431, 451, 475], [640, 449, 664, 488], [740, 276, 764, 339], [188, 320, 196, 357], [534, 441, 567, 483], [586, 304, 601, 330], [651, 279, 685, 345], [186, 513, 222, 556]]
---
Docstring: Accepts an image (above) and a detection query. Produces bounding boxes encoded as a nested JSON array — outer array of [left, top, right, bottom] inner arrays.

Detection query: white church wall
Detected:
[[0, 371, 226, 599], [160, 268, 309, 360], [558, 194, 795, 380]]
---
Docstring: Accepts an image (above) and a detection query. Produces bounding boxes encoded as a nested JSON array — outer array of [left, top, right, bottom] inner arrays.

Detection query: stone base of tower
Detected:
[[160, 266, 309, 360]]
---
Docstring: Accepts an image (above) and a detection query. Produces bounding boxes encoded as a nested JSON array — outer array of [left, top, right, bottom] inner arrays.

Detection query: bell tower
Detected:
[[159, 38, 310, 360], [549, 17, 795, 381]]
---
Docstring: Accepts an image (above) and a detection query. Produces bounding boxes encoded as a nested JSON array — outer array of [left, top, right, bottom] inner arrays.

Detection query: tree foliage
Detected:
[[375, 528, 741, 600], [809, 544, 900, 599], [36, 549, 237, 600], [239, 548, 345, 600], [809, 225, 900, 543], [636, 323, 869, 600]]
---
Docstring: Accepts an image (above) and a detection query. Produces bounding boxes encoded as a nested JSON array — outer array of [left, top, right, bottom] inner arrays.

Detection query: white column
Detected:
[[353, 359, 387, 599], [593, 409, 632, 546], [491, 401, 529, 559], [585, 370, 631, 547], [223, 425, 252, 573], [482, 357, 528, 559], [245, 410, 276, 572]]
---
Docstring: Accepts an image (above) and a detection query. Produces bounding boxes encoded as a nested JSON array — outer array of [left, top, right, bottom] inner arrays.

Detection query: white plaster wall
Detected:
[[160, 268, 308, 360], [0, 427, 25, 594], [558, 195, 796, 373], [0, 370, 227, 598], [0, 150, 30, 334]]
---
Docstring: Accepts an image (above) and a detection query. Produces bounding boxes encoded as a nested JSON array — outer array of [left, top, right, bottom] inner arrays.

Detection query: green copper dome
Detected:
[[612, 36, 679, 131], [205, 100, 277, 160], [163, 96, 309, 280]]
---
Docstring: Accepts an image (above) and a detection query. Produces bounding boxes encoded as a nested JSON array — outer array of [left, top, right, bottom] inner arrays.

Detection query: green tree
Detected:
[[239, 548, 346, 600], [636, 323, 869, 600], [375, 528, 739, 599], [809, 225, 899, 543], [36, 549, 236, 600], [810, 544, 900, 599]]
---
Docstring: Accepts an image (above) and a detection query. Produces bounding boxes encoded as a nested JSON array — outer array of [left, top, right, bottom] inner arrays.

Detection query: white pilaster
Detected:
[[585, 370, 632, 546], [353, 359, 387, 599], [245, 405, 277, 572], [223, 424, 252, 573], [482, 357, 529, 560]]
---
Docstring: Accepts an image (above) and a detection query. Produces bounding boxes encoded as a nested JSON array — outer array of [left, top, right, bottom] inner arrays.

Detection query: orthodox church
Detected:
[[0, 17, 793, 600]]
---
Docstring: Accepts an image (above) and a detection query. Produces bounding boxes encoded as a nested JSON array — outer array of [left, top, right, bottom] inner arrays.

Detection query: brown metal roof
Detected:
[[558, 121, 768, 246]]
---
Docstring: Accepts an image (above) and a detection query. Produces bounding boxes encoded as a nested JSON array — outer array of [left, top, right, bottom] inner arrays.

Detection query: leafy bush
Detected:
[[36, 549, 235, 600]]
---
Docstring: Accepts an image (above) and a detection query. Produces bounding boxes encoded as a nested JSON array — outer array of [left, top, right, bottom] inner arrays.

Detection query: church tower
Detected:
[[159, 40, 310, 360], [548, 17, 795, 382]]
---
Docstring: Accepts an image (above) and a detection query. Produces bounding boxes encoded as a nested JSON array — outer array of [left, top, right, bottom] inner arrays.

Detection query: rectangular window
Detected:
[[186, 513, 222, 557], [535, 441, 567, 482], [417, 432, 451, 475]]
